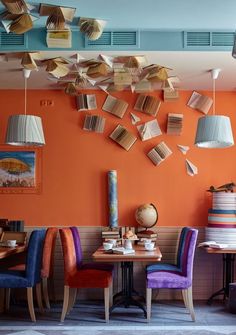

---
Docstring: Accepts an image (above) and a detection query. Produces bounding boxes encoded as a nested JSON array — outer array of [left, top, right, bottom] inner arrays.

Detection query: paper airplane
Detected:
[[97, 84, 109, 93], [177, 145, 189, 155], [99, 54, 114, 68], [130, 112, 140, 125], [186, 159, 198, 176]]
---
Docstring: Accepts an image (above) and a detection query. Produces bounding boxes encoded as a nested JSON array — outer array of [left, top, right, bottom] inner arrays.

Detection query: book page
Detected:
[[137, 119, 162, 141]]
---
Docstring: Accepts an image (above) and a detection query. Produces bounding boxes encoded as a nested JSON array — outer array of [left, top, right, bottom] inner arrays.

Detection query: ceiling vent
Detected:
[[184, 31, 234, 49], [0, 32, 27, 49], [85, 30, 140, 49]]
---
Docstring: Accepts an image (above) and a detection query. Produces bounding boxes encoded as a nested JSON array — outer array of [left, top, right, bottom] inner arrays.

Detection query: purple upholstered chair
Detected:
[[146, 227, 198, 322], [66, 227, 114, 314]]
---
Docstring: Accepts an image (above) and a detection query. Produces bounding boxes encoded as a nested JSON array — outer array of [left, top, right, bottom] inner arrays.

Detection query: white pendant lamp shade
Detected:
[[194, 69, 234, 149], [5, 115, 45, 146], [195, 115, 234, 148]]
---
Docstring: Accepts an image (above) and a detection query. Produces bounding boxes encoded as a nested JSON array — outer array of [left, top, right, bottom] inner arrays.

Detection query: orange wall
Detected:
[[0, 89, 236, 228]]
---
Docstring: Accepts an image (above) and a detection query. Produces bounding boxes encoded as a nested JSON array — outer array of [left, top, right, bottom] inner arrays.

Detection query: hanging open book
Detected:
[[83, 114, 106, 133], [187, 91, 213, 114], [79, 17, 107, 41], [87, 63, 108, 78], [134, 94, 161, 117], [46, 30, 72, 48], [102, 95, 129, 119], [110, 125, 137, 151], [163, 88, 179, 102], [147, 141, 172, 165], [76, 94, 97, 111], [167, 113, 183, 135], [44, 58, 70, 78], [137, 119, 162, 141]]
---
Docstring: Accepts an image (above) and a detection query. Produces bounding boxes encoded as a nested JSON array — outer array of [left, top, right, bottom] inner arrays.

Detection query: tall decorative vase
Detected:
[[108, 170, 118, 229]]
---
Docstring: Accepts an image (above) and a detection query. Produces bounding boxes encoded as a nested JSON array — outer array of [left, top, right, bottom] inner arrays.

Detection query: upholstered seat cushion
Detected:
[[147, 271, 191, 289], [81, 262, 114, 272], [0, 270, 29, 288], [67, 269, 112, 288]]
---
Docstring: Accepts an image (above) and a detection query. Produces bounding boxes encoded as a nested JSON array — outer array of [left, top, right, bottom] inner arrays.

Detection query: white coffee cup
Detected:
[[103, 242, 113, 250], [7, 240, 17, 247], [145, 242, 155, 251]]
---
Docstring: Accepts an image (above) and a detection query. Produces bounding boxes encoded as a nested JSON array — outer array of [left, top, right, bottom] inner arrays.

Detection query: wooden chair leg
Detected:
[[186, 287, 196, 322], [42, 277, 50, 309], [61, 285, 70, 322], [36, 282, 44, 314], [5, 288, 11, 311], [104, 287, 109, 323], [27, 287, 36, 322], [109, 280, 113, 308], [67, 288, 77, 314], [146, 287, 152, 322], [182, 289, 189, 311]]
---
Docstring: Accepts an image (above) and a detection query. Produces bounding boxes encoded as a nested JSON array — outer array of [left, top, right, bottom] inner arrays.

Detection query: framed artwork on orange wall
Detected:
[[0, 147, 42, 194]]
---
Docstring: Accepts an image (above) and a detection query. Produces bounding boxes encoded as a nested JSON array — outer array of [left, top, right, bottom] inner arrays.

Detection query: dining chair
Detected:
[[8, 227, 58, 310], [0, 229, 46, 322], [59, 228, 113, 322], [146, 227, 198, 322], [67, 227, 114, 314]]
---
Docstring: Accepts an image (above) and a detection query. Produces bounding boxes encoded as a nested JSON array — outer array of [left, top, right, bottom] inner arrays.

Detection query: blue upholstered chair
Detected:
[[146, 227, 198, 322], [0, 229, 46, 322]]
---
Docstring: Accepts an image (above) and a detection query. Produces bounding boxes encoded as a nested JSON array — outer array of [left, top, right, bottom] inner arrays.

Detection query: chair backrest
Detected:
[[0, 231, 27, 244], [70, 227, 83, 268], [176, 227, 198, 278], [41, 227, 58, 278], [25, 229, 46, 286], [59, 228, 77, 285]]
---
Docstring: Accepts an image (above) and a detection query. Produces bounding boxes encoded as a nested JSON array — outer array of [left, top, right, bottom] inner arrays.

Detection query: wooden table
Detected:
[[0, 245, 26, 259], [203, 247, 236, 304], [0, 244, 26, 312], [93, 245, 162, 316]]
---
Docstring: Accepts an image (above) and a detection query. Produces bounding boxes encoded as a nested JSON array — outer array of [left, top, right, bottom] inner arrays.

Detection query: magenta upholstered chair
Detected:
[[146, 227, 198, 322]]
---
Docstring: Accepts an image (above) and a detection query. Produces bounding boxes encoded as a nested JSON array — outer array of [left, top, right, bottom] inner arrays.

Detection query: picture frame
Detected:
[[0, 147, 42, 194]]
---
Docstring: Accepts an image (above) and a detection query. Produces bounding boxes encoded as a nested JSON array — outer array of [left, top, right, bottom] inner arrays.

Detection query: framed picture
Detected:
[[0, 147, 42, 194]]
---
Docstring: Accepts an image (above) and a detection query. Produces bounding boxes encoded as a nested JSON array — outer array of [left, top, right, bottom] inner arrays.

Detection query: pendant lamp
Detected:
[[194, 69, 234, 148], [5, 69, 45, 146]]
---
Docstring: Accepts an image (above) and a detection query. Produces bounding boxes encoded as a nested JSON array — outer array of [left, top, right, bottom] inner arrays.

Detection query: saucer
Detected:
[[145, 247, 156, 251]]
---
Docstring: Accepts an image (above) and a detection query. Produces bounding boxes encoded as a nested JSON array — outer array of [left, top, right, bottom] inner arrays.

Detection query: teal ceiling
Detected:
[[1, 0, 236, 30]]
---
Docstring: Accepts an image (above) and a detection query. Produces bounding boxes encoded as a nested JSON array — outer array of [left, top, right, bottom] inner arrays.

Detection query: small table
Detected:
[[0, 245, 26, 259], [204, 247, 236, 304], [92, 244, 162, 317], [0, 244, 26, 312]]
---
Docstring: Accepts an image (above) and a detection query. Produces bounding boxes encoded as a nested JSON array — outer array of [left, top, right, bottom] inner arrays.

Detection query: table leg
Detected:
[[0, 288, 5, 313], [207, 253, 235, 305], [110, 261, 147, 317]]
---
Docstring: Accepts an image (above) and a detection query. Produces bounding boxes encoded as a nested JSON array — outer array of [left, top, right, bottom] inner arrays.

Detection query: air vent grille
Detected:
[[0, 32, 25, 46], [184, 31, 234, 49], [186, 32, 211, 46], [113, 31, 137, 45], [85, 30, 139, 49], [86, 32, 111, 46], [212, 32, 234, 46]]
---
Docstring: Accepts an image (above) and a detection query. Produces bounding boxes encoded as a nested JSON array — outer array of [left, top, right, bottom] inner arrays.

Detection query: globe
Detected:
[[135, 203, 158, 230]]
